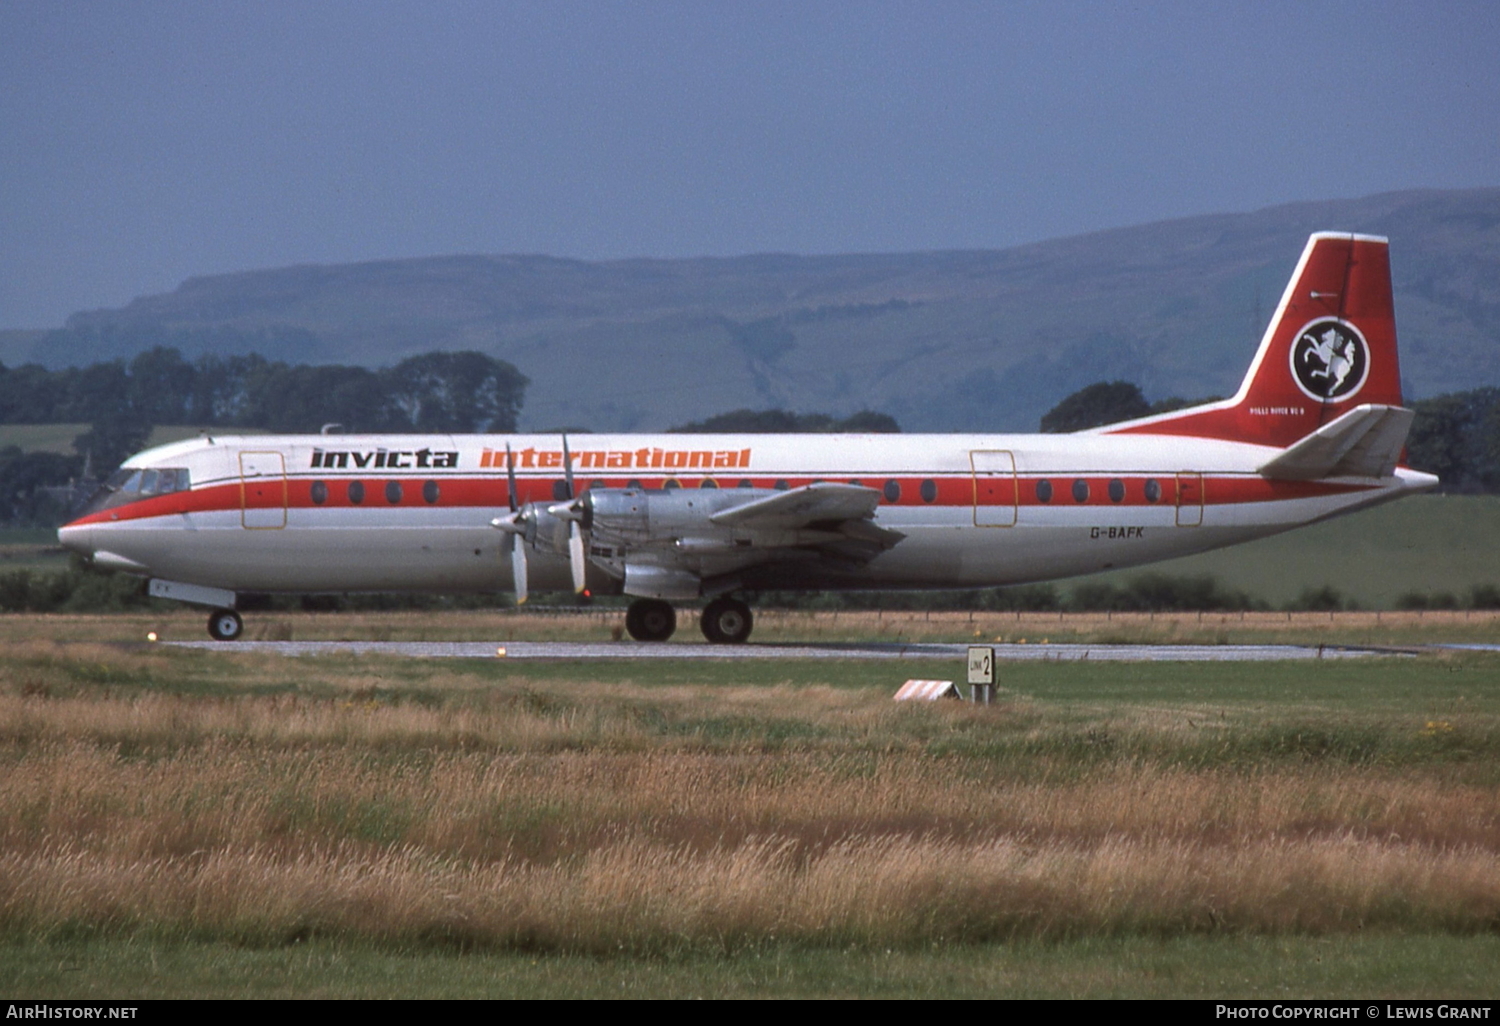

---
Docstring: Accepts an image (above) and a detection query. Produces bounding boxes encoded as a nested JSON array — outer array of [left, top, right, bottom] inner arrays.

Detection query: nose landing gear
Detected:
[[207, 608, 243, 641]]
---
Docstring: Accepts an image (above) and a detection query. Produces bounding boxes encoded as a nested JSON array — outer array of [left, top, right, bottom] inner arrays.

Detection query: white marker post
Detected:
[[967, 645, 996, 705]]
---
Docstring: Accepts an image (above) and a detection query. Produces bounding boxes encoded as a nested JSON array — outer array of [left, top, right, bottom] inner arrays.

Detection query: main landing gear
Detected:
[[623, 597, 754, 644], [700, 596, 753, 644], [207, 608, 243, 641], [625, 598, 676, 642]]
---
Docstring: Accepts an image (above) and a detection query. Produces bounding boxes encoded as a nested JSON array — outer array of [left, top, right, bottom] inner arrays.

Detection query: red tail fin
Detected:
[[1107, 233, 1402, 448]]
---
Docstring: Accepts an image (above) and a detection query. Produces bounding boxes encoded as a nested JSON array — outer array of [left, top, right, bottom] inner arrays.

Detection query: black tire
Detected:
[[625, 599, 676, 642], [700, 597, 753, 644], [207, 608, 243, 641]]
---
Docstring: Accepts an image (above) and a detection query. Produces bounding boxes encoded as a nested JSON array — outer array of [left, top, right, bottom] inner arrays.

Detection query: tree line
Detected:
[[4, 351, 1496, 526], [0, 348, 527, 524], [668, 409, 900, 433]]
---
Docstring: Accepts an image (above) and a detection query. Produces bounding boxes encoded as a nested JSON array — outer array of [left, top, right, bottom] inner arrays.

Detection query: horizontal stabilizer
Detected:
[[1257, 404, 1414, 480]]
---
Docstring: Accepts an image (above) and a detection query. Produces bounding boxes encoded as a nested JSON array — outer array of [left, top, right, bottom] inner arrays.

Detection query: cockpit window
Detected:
[[73, 467, 192, 518]]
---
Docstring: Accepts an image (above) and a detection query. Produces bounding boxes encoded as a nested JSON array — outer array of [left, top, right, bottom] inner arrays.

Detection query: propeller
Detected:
[[488, 436, 589, 603], [490, 443, 529, 605], [560, 435, 587, 594]]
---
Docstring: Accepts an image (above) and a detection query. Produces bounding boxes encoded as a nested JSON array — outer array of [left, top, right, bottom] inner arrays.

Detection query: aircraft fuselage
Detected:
[[58, 429, 1431, 595]]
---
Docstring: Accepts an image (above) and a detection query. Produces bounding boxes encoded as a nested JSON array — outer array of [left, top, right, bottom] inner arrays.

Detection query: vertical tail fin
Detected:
[[1107, 232, 1402, 448]]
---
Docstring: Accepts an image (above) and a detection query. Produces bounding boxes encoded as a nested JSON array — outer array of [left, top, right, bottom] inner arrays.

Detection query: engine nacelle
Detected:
[[579, 484, 899, 596], [585, 487, 771, 547], [583, 487, 776, 579]]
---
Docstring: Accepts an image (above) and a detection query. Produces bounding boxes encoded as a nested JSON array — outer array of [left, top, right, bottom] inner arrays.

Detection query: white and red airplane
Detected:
[[58, 232, 1436, 643]]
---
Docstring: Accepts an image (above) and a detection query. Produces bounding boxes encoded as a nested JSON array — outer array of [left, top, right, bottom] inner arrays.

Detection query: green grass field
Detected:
[[0, 531, 70, 572], [6, 935, 1497, 999], [0, 423, 90, 455], [0, 423, 267, 455], [1070, 494, 1500, 609], [0, 610, 1497, 998]]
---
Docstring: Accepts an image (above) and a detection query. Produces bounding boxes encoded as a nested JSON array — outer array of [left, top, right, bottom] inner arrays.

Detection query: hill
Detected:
[[11, 188, 1500, 432]]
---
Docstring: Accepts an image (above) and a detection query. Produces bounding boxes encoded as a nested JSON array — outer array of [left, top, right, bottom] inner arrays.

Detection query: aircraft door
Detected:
[[239, 451, 288, 529], [970, 450, 1017, 527], [1175, 472, 1204, 527]]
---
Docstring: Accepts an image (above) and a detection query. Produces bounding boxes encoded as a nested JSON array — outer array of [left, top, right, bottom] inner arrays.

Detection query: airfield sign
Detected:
[[968, 645, 996, 705], [967, 646, 995, 685]]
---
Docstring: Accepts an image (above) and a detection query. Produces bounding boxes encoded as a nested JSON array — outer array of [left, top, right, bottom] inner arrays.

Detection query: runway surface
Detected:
[[167, 640, 1394, 661]]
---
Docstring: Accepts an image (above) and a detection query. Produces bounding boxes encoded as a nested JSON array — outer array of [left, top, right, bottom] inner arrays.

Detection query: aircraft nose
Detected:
[[57, 523, 93, 558]]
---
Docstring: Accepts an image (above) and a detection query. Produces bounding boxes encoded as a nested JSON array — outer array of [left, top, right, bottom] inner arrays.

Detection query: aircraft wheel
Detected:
[[700, 597, 753, 644], [625, 599, 676, 642], [207, 608, 243, 642]]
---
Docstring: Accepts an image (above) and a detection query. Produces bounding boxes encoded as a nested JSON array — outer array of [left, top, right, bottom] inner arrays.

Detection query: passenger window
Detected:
[[774, 480, 789, 491], [699, 479, 718, 489], [423, 480, 440, 504], [1108, 479, 1125, 503], [310, 481, 329, 505], [663, 479, 680, 491], [1036, 479, 1053, 503], [737, 479, 754, 489], [348, 481, 365, 505], [386, 480, 403, 504], [920, 479, 937, 503], [883, 479, 901, 503], [1144, 479, 1162, 504], [1072, 479, 1090, 503], [552, 479, 570, 501]]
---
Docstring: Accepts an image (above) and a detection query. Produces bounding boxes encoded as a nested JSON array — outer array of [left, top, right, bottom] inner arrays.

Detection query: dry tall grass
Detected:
[[2, 639, 1498, 952], [5, 834, 1496, 952]]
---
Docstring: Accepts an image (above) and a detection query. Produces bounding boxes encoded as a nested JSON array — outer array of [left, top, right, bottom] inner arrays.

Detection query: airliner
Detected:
[[58, 233, 1436, 643]]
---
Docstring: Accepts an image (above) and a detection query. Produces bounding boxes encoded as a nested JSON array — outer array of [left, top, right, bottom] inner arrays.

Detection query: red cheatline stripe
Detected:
[[63, 474, 1376, 527]]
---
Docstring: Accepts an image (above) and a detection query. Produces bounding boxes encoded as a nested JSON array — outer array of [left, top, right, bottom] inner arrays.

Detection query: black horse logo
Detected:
[[1291, 320, 1368, 400]]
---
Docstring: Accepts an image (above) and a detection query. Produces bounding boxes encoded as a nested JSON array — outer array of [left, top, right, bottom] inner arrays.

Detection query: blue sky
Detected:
[[2, 0, 1497, 328]]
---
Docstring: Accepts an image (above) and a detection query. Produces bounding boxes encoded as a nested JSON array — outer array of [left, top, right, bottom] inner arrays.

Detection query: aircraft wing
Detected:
[[709, 481, 883, 528], [1257, 404, 1415, 480], [707, 481, 906, 560], [583, 481, 905, 599]]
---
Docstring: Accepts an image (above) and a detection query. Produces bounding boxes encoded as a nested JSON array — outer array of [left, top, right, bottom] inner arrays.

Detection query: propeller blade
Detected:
[[505, 443, 519, 512], [568, 521, 586, 593], [561, 434, 576, 500], [512, 532, 529, 605]]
